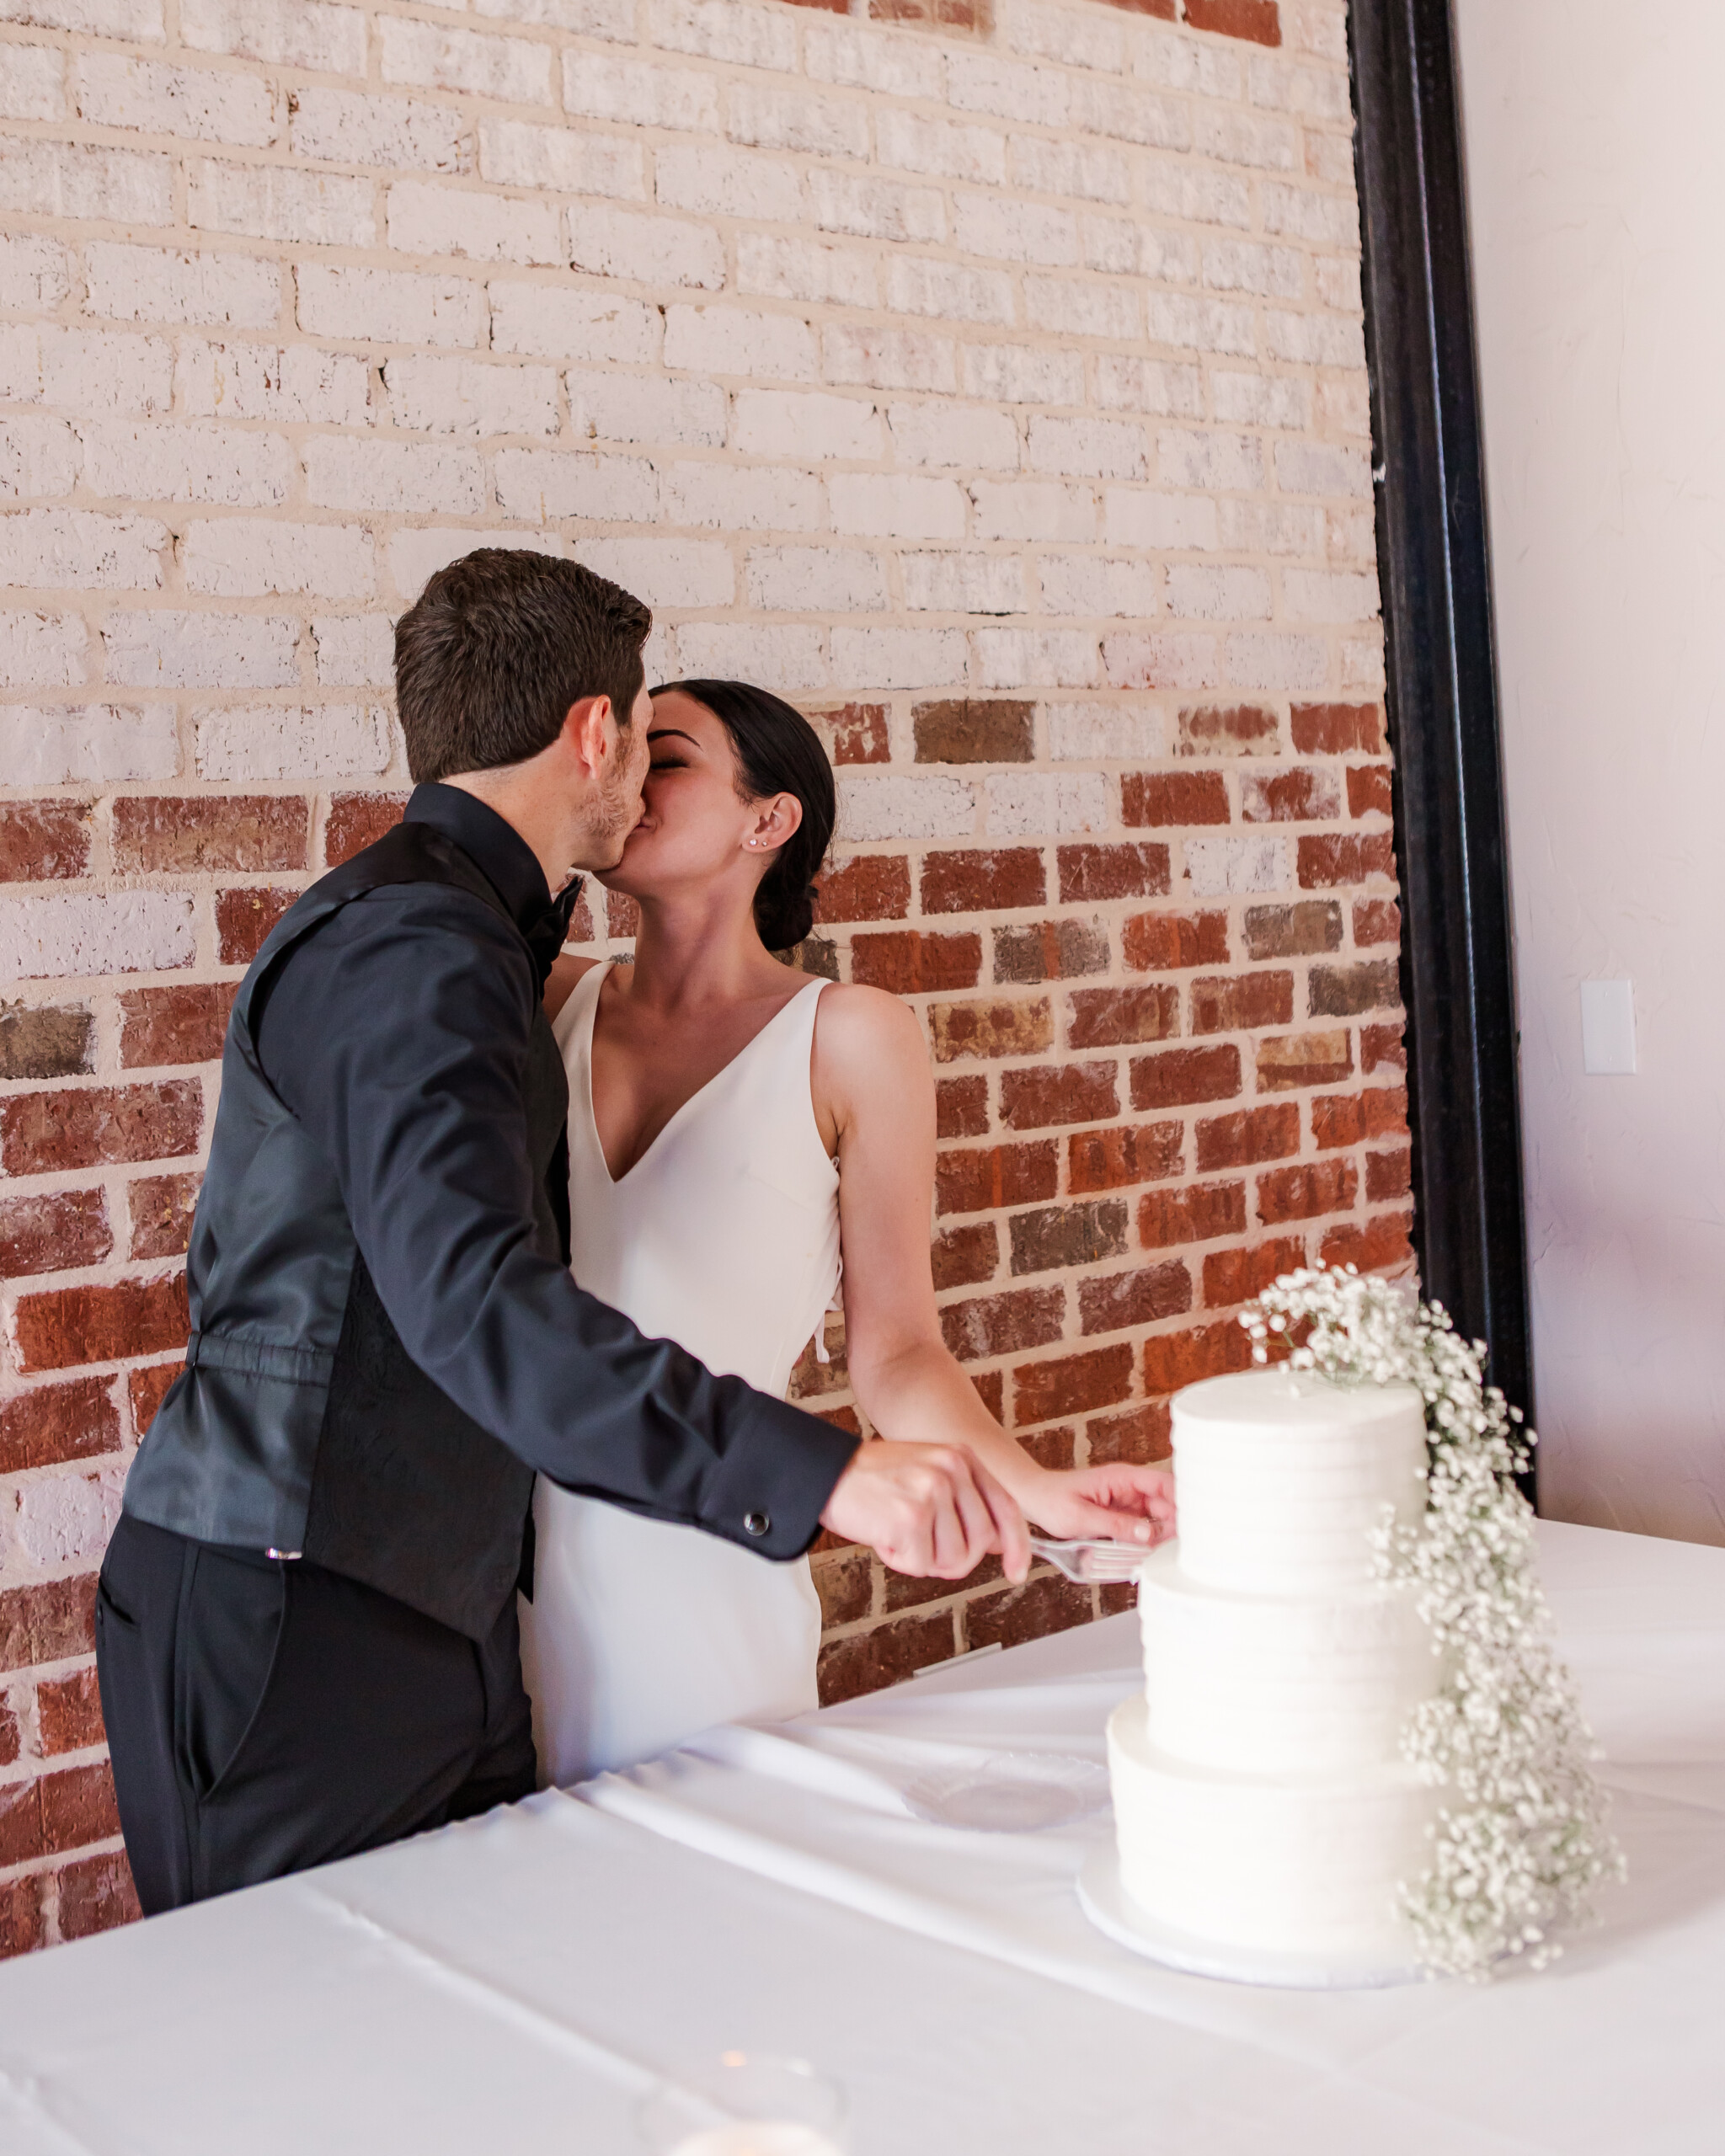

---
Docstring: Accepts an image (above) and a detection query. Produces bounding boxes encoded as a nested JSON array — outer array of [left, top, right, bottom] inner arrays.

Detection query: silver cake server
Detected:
[[1029, 1534, 1158, 1585]]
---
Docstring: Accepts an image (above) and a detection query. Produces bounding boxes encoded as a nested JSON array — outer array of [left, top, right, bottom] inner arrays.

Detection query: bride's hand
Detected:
[[1021, 1462, 1178, 1547], [820, 1440, 1032, 1584]]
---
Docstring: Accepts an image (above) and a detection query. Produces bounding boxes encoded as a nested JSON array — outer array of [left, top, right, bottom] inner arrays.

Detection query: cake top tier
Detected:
[[1170, 1365, 1428, 1594], [1174, 1366, 1426, 1430]]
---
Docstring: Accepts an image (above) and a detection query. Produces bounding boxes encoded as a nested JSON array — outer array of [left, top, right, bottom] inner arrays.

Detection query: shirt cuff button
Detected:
[[743, 1510, 771, 1538]]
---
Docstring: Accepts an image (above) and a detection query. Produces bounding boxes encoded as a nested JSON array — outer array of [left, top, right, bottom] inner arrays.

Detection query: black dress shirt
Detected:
[[252, 782, 857, 1560]]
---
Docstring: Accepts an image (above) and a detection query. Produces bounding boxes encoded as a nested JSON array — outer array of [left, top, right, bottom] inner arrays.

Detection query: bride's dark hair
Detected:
[[653, 679, 836, 953]]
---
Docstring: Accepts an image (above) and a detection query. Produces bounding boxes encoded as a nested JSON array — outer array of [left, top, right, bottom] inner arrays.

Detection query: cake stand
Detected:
[[1076, 1846, 1427, 1991]]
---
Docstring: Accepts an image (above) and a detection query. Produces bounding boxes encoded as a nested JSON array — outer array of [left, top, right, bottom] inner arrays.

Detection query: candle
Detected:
[[668, 2127, 843, 2156]]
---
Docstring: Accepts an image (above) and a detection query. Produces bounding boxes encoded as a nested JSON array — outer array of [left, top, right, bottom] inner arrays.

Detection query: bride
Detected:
[[520, 679, 1176, 1788]]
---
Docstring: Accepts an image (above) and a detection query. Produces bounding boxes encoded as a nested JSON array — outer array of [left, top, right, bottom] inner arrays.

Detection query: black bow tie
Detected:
[[524, 878, 585, 986]]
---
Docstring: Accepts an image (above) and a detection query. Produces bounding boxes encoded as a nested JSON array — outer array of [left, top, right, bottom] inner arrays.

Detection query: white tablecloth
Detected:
[[3, 1520, 1722, 2154]]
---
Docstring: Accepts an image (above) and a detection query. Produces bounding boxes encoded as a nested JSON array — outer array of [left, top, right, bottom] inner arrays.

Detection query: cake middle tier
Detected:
[[1138, 1544, 1434, 1774]]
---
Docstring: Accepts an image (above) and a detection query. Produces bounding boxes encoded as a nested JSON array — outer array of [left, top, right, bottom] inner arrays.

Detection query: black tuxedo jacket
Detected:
[[121, 784, 857, 1640]]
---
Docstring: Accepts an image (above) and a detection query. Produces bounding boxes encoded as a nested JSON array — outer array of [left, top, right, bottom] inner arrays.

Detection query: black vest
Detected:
[[122, 823, 569, 1641]]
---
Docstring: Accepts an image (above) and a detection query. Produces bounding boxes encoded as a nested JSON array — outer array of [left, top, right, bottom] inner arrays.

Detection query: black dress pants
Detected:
[[95, 1513, 537, 1915]]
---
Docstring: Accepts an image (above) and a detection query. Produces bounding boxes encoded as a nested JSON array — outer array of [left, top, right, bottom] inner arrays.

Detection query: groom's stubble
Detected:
[[581, 705, 651, 869]]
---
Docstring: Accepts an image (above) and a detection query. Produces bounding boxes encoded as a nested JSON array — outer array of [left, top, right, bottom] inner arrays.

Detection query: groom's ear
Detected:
[[559, 694, 616, 778]]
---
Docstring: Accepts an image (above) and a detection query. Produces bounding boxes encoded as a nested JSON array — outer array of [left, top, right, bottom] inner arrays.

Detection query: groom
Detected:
[[98, 549, 1030, 1913]]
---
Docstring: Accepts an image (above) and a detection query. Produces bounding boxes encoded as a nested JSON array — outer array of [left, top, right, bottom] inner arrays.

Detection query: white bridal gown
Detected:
[[519, 962, 841, 1788]]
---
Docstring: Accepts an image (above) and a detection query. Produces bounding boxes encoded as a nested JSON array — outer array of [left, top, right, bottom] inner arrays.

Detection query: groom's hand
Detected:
[[820, 1440, 1032, 1585]]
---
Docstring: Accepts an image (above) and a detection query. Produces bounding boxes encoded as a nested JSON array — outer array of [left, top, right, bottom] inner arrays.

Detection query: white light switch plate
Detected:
[[1580, 979, 1637, 1075]]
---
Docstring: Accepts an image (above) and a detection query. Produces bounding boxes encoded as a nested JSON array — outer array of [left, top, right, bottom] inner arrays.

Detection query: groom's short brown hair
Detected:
[[395, 548, 652, 783]]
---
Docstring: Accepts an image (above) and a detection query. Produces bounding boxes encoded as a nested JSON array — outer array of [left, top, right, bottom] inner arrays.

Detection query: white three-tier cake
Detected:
[[1097, 1364, 1440, 1982]]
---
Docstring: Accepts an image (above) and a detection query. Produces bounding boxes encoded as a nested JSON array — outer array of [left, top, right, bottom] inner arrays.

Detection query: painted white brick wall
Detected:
[[0, 890, 195, 979], [0, 700, 178, 779]]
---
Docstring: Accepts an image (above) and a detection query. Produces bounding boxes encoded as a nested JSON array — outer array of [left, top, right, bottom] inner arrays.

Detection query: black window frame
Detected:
[[1349, 0, 1535, 1461]]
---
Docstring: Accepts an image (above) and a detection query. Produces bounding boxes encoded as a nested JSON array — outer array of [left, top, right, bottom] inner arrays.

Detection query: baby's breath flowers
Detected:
[[1242, 1264, 1624, 1981]]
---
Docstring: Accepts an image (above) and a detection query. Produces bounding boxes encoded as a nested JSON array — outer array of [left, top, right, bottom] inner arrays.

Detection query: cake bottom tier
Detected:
[[1107, 1696, 1437, 1964]]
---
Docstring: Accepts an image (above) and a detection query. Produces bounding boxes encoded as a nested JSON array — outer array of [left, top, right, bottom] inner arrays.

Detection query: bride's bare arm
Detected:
[[813, 985, 1175, 1547]]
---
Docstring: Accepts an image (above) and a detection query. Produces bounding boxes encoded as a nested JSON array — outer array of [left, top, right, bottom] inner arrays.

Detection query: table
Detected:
[[3, 1520, 1722, 2154]]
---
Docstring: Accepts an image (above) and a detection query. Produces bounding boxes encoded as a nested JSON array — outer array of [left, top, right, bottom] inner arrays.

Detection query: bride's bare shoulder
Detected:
[[543, 952, 601, 1022], [809, 981, 934, 1148], [809, 979, 928, 1065]]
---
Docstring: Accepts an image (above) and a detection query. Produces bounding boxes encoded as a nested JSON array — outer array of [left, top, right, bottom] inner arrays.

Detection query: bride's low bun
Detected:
[[754, 872, 819, 953], [652, 679, 836, 956]]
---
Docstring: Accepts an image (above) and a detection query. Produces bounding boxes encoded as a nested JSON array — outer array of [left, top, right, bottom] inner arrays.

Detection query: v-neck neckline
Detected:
[[582, 963, 824, 1189]]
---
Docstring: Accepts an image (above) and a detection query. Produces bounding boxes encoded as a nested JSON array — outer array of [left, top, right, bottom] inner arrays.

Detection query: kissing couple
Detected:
[[95, 548, 1177, 1911]]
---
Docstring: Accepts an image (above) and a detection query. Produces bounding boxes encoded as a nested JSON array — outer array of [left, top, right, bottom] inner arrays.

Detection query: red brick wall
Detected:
[[0, 0, 1404, 1952], [790, 689, 1410, 1698]]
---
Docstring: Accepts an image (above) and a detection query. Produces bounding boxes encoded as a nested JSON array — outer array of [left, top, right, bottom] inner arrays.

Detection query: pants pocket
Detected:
[[97, 1574, 140, 1631], [176, 1551, 290, 1805]]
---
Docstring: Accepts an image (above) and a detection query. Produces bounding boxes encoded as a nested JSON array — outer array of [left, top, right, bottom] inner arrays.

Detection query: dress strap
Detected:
[[551, 956, 610, 1054], [789, 976, 841, 1362]]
